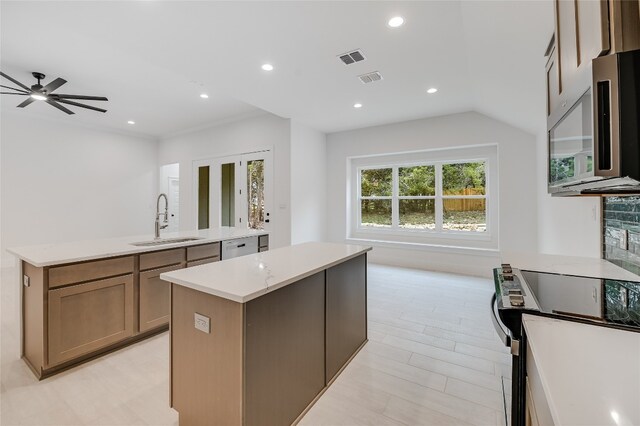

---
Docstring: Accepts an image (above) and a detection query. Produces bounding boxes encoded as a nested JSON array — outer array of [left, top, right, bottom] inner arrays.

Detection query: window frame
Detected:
[[348, 145, 498, 247], [357, 160, 488, 235]]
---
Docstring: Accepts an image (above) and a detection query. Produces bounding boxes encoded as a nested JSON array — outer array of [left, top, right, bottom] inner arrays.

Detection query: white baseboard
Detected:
[[365, 244, 500, 278]]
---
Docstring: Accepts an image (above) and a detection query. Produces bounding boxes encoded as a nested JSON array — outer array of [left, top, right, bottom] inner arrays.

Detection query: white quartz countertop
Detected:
[[7, 227, 267, 267], [160, 242, 372, 303], [523, 314, 640, 426], [501, 251, 640, 281]]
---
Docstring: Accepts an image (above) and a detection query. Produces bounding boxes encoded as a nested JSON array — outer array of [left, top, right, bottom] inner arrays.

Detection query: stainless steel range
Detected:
[[491, 264, 640, 426]]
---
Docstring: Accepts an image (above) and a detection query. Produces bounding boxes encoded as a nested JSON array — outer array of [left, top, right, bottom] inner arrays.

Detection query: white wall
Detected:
[[536, 130, 601, 257], [159, 162, 180, 232], [290, 121, 327, 244], [157, 113, 292, 249], [0, 112, 158, 266], [326, 111, 538, 277]]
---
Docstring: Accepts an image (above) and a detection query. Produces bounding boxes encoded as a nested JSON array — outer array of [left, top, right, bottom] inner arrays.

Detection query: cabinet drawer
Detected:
[[140, 248, 185, 271], [140, 264, 183, 332], [187, 243, 220, 261], [48, 274, 134, 366], [49, 256, 134, 289], [258, 235, 269, 249], [187, 257, 219, 267]]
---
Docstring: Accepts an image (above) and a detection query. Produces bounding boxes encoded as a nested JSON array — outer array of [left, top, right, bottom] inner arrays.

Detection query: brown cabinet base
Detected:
[[19, 239, 240, 379], [25, 325, 168, 380]]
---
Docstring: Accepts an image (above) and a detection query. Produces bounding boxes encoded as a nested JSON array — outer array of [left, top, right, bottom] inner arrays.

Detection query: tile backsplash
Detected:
[[603, 196, 640, 276]]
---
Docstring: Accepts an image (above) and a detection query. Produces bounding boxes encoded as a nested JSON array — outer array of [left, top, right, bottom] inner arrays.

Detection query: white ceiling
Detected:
[[0, 1, 553, 138]]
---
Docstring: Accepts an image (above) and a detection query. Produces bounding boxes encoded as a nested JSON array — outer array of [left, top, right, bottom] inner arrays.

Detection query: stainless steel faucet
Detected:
[[155, 193, 169, 240]]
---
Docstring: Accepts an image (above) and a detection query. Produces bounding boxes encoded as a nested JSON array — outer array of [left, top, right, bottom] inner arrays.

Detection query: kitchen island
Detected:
[[7, 227, 268, 379], [161, 242, 371, 426]]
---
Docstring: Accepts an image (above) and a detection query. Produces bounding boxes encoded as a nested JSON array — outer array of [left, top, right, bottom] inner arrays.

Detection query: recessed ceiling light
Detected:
[[353, 103, 363, 109], [127, 120, 135, 125], [388, 16, 404, 28], [200, 93, 209, 99], [427, 87, 438, 94], [261, 63, 274, 71]]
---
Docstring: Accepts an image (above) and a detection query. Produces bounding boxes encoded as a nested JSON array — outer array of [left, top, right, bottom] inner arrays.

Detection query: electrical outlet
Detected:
[[194, 312, 210, 334]]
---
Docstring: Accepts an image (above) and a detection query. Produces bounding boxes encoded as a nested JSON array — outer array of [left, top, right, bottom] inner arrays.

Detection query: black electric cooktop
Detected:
[[520, 270, 640, 328]]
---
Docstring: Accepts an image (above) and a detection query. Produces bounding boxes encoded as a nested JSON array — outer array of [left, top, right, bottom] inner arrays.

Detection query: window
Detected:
[[350, 145, 497, 249], [359, 161, 486, 233]]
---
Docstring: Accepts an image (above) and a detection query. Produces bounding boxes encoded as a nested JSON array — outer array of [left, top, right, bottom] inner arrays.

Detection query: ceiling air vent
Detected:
[[358, 71, 383, 84], [338, 49, 366, 65]]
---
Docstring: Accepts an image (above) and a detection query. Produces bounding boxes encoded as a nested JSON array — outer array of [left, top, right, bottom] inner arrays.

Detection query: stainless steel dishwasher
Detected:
[[221, 236, 259, 260]]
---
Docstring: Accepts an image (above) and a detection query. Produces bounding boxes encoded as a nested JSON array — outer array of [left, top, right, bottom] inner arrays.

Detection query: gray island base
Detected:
[[162, 242, 371, 426]]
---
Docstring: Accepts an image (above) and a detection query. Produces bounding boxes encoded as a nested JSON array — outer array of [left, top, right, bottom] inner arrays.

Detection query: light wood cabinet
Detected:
[[48, 274, 134, 366], [49, 256, 134, 289], [185, 242, 220, 267], [186, 257, 219, 267], [22, 236, 267, 379], [548, 0, 609, 121], [187, 243, 220, 262], [545, 38, 561, 118], [139, 264, 182, 332], [140, 248, 184, 271]]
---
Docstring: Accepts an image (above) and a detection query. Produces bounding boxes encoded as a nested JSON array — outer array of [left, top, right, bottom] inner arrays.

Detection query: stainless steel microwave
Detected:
[[548, 49, 640, 196]]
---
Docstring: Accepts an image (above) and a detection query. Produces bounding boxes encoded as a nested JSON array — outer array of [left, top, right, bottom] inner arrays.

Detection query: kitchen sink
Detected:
[[130, 237, 203, 247]]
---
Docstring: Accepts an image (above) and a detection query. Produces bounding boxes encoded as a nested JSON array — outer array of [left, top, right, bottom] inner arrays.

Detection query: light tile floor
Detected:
[[1, 264, 510, 425]]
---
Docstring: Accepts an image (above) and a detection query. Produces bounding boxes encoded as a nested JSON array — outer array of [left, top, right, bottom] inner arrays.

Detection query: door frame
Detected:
[[192, 148, 273, 231]]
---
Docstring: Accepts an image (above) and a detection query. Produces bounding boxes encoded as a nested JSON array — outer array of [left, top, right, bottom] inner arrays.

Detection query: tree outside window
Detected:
[[359, 161, 486, 232]]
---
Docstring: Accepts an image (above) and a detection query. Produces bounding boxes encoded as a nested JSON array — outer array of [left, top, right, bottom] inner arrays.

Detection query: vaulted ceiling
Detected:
[[0, 1, 553, 138]]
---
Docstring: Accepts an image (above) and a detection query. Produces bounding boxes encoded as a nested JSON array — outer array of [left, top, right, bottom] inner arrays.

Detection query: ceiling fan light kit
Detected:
[[0, 71, 109, 114]]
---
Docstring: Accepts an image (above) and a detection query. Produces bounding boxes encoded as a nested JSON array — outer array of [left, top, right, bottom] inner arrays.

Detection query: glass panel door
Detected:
[[197, 165, 210, 230], [239, 151, 272, 231], [221, 162, 235, 227], [193, 150, 272, 231], [247, 159, 265, 229]]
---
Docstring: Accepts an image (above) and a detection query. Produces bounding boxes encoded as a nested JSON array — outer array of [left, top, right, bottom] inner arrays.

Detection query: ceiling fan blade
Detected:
[[16, 97, 36, 108], [0, 92, 29, 95], [0, 84, 28, 93], [51, 94, 108, 101], [56, 99, 107, 113], [46, 99, 74, 115], [42, 77, 67, 94], [0, 72, 31, 91]]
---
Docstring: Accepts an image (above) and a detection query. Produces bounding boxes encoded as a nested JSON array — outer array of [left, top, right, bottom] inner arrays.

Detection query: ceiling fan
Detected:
[[0, 71, 108, 114]]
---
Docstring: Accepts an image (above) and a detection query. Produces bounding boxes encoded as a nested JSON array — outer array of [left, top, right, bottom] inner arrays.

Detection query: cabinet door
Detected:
[[48, 275, 134, 366], [546, 43, 561, 118], [576, 0, 609, 62], [186, 257, 219, 268], [556, 0, 579, 94], [325, 254, 367, 382], [139, 264, 183, 332]]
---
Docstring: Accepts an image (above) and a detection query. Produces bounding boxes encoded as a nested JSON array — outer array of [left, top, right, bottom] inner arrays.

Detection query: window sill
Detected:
[[354, 226, 492, 242], [346, 237, 500, 257]]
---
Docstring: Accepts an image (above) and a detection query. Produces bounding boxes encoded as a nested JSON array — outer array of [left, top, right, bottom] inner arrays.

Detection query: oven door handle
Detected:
[[491, 294, 512, 348]]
